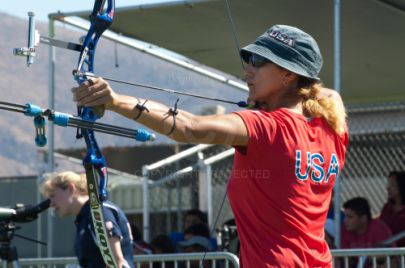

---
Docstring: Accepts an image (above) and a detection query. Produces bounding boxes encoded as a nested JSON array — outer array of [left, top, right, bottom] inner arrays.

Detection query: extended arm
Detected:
[[72, 78, 249, 146]]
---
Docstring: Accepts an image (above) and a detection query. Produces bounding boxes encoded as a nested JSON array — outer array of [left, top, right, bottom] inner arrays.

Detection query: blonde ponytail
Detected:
[[298, 83, 346, 135]]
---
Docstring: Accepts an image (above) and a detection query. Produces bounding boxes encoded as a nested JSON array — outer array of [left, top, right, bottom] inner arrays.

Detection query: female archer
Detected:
[[72, 25, 348, 267]]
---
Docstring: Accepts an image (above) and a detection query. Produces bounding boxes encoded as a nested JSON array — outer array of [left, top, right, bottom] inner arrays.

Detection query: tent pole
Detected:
[[333, 0, 342, 249]]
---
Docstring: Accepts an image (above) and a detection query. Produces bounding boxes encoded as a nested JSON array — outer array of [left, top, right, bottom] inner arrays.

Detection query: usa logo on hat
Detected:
[[268, 30, 295, 47]]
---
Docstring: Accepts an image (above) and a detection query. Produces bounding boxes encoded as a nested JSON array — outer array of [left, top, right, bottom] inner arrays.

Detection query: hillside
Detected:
[[0, 12, 247, 176]]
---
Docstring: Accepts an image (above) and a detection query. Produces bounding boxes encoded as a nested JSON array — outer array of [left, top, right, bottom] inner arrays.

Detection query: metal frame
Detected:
[[11, 249, 405, 268], [14, 252, 240, 267]]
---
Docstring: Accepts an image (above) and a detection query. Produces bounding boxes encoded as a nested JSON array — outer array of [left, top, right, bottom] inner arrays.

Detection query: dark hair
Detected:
[[343, 197, 371, 221], [388, 171, 405, 205], [150, 234, 176, 254], [184, 223, 210, 239], [185, 209, 207, 224]]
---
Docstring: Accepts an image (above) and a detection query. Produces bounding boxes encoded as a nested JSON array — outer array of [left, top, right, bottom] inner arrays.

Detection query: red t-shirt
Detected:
[[341, 218, 393, 248], [380, 202, 405, 247], [228, 108, 348, 268]]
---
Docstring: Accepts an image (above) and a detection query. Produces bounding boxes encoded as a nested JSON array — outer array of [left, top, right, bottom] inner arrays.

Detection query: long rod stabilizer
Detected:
[[0, 101, 156, 143]]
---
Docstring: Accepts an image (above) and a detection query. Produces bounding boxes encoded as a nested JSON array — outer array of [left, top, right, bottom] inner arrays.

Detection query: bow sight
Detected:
[[13, 12, 83, 66]]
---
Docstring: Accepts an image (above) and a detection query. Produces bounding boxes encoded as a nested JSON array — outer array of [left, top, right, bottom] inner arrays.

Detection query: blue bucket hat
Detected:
[[240, 25, 323, 80]]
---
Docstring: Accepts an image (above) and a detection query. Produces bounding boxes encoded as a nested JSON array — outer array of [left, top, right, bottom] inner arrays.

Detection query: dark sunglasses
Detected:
[[243, 53, 271, 68]]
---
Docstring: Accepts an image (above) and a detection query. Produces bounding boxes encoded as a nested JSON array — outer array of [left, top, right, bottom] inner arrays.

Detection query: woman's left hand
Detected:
[[71, 77, 118, 110]]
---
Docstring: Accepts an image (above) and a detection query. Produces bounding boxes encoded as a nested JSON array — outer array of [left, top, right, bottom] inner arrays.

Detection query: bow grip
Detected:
[[74, 72, 105, 119]]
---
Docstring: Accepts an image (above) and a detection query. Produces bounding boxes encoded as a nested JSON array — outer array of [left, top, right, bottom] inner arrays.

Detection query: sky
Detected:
[[0, 0, 168, 22]]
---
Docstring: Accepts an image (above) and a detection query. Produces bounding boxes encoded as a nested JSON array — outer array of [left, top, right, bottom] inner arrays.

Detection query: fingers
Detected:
[[80, 91, 111, 107], [72, 80, 102, 103], [71, 78, 113, 107]]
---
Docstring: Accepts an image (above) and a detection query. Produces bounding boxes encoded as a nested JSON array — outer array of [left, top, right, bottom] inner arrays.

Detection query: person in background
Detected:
[[41, 171, 134, 268], [180, 222, 217, 251], [380, 171, 405, 247], [341, 197, 393, 268], [184, 209, 208, 230], [150, 234, 176, 254], [169, 209, 208, 249], [178, 226, 213, 268], [183, 223, 210, 241]]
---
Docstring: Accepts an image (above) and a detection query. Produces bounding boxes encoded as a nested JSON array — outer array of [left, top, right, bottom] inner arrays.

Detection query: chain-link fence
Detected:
[[144, 102, 405, 242], [342, 102, 405, 215]]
